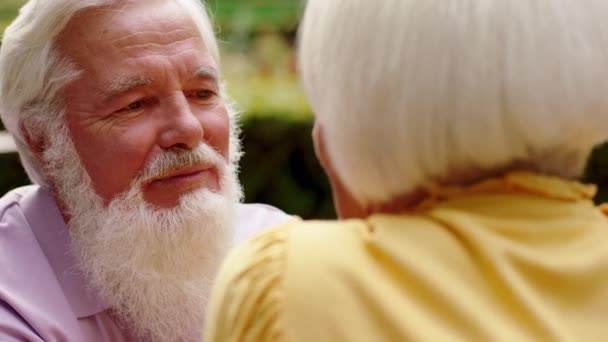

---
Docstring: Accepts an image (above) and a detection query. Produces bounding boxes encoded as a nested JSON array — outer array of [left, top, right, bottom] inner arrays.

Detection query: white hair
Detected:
[[299, 0, 608, 206], [0, 0, 222, 188]]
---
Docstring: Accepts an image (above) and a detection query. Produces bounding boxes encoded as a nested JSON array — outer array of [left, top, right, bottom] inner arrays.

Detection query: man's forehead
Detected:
[[55, 0, 220, 101], [108, 65, 219, 87], [57, 0, 204, 57]]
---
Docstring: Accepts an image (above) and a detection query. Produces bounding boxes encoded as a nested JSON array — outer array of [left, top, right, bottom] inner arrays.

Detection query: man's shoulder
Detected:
[[0, 184, 50, 283], [233, 203, 294, 244], [0, 185, 86, 340]]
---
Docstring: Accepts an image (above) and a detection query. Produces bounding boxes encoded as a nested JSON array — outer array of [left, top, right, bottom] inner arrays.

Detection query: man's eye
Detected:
[[194, 90, 214, 100], [125, 101, 143, 111]]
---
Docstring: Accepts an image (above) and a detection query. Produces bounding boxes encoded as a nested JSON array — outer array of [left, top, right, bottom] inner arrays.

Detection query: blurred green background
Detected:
[[0, 0, 335, 219], [2, 0, 608, 218]]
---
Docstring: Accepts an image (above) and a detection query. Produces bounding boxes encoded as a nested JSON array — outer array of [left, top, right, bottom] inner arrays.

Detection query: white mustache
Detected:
[[137, 144, 225, 183]]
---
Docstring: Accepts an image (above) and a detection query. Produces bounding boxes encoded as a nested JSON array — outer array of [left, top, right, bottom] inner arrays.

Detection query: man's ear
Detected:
[[19, 122, 46, 163]]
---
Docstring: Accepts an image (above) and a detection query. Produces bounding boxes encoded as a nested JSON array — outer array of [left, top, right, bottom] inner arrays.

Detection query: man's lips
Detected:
[[151, 165, 211, 183], [145, 165, 218, 190]]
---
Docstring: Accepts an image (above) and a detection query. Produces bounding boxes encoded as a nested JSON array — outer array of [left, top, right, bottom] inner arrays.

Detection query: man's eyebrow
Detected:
[[193, 66, 219, 84], [101, 76, 154, 103]]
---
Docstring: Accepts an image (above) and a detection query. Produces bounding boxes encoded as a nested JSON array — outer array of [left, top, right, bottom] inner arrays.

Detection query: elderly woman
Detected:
[[206, 0, 608, 340]]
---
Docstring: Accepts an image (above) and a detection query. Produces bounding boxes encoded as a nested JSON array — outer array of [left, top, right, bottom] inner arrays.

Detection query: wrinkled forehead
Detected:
[[56, 0, 209, 65]]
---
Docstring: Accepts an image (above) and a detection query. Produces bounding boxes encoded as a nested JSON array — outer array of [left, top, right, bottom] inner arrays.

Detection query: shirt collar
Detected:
[[21, 186, 109, 318], [415, 171, 596, 211]]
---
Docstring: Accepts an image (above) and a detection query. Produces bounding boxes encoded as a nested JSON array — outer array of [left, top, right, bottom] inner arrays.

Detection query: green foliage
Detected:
[[0, 153, 29, 196], [207, 0, 301, 32], [0, 0, 22, 34], [239, 116, 335, 219]]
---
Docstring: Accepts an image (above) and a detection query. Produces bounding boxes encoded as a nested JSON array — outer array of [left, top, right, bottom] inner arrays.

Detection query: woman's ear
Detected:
[[19, 122, 46, 163], [312, 122, 331, 176], [312, 121, 367, 219]]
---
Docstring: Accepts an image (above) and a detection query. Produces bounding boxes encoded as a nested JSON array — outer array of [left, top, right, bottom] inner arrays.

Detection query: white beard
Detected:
[[42, 119, 242, 341]]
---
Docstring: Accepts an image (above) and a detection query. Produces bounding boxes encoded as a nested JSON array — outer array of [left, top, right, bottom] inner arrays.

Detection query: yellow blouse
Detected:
[[206, 172, 608, 341]]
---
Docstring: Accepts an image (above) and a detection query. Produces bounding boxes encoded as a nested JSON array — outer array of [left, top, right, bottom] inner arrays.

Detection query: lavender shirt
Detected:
[[0, 186, 292, 341]]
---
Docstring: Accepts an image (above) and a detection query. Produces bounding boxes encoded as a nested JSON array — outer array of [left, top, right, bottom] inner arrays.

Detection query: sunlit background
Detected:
[[0, 0, 336, 219]]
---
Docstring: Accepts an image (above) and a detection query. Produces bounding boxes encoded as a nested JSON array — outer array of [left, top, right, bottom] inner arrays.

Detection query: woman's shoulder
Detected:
[[226, 214, 443, 275]]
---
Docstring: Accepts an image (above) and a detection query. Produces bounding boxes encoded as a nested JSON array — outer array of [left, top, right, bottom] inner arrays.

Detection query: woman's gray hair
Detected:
[[0, 0, 220, 188], [299, 0, 608, 206]]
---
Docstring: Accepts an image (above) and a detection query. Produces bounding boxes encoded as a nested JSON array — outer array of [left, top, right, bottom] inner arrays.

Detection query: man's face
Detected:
[[57, 0, 230, 208]]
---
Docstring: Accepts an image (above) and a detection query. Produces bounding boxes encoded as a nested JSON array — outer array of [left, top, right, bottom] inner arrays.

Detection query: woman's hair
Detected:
[[0, 0, 220, 188], [298, 0, 608, 206]]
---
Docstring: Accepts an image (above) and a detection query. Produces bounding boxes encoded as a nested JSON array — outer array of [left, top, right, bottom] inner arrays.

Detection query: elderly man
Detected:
[[0, 0, 290, 341]]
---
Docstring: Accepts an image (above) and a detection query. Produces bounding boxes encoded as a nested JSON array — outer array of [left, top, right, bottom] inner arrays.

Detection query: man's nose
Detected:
[[158, 93, 203, 150]]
